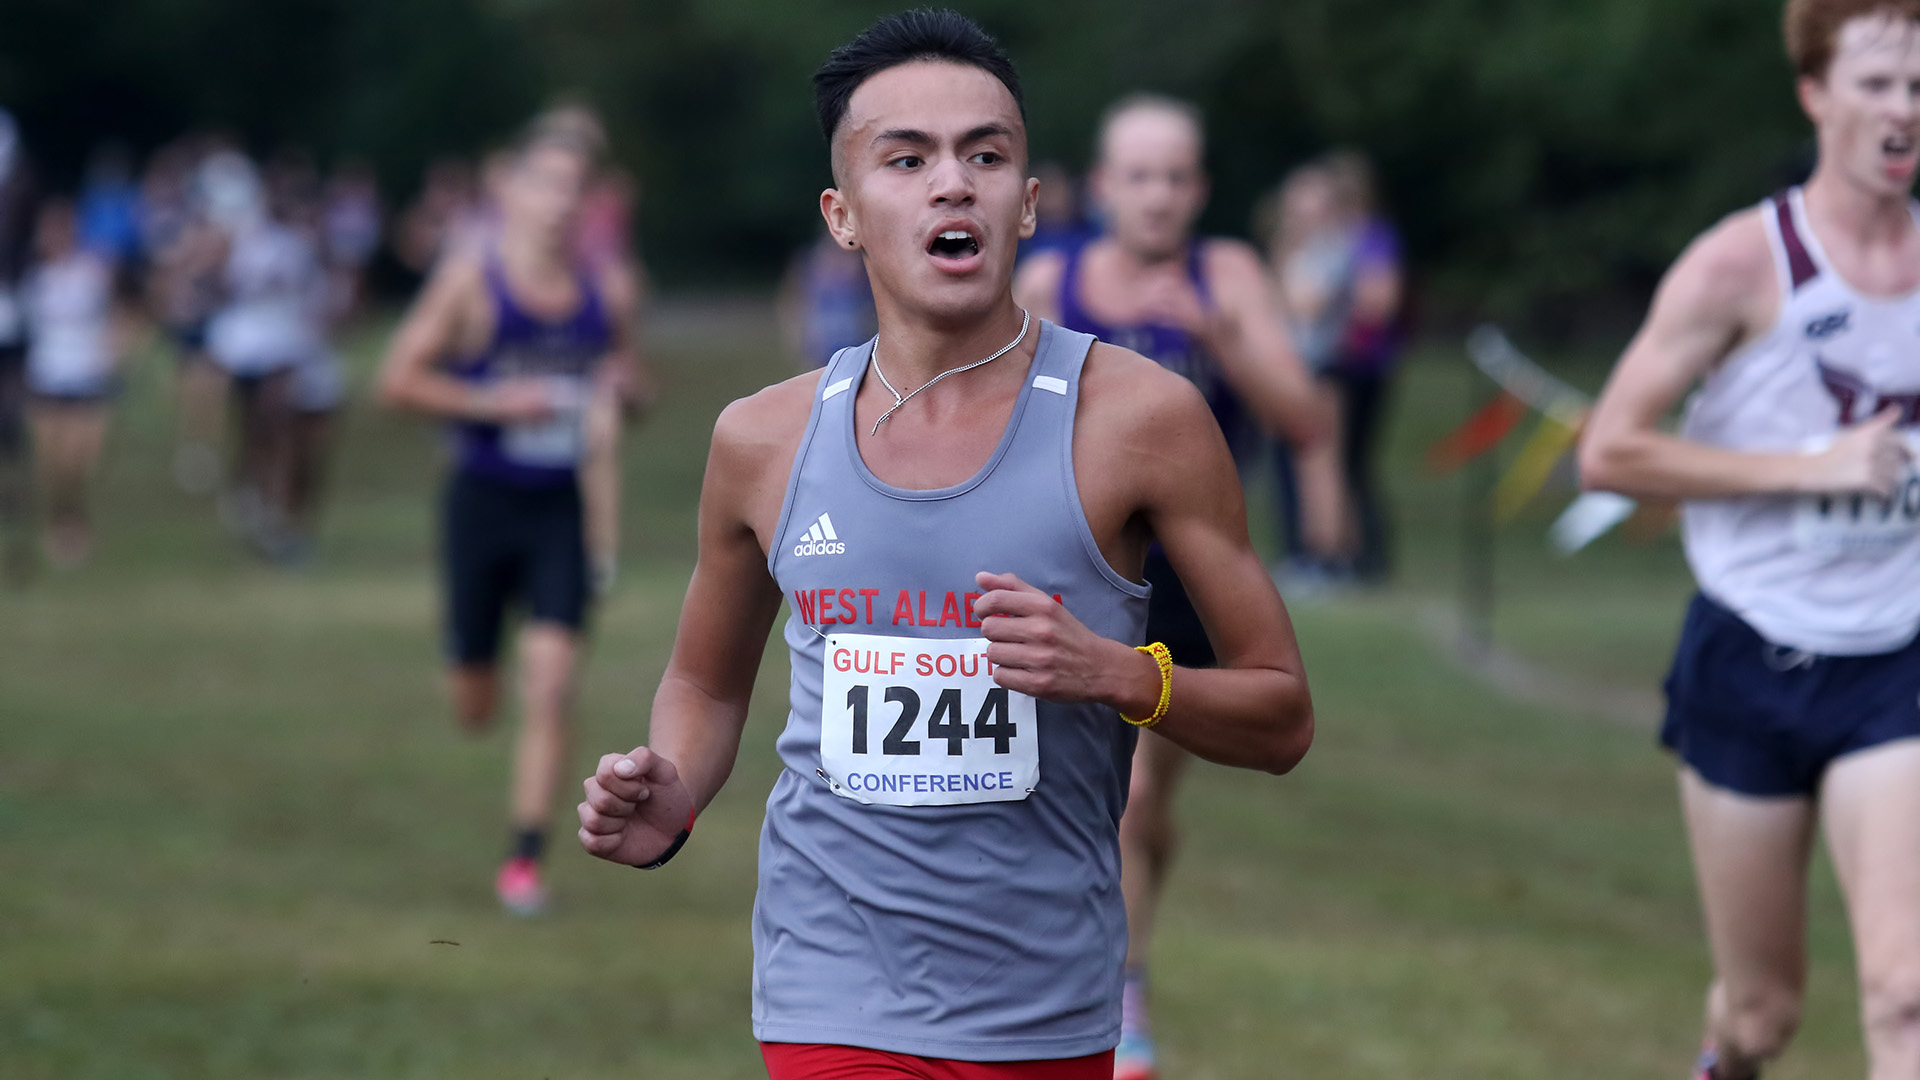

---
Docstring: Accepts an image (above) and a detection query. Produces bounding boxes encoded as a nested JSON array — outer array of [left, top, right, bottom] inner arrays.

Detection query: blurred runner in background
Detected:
[[204, 150, 328, 562], [778, 225, 876, 368], [24, 196, 126, 568], [1014, 93, 1331, 1080], [145, 136, 233, 496], [0, 108, 39, 583], [379, 112, 643, 915], [270, 150, 348, 564], [320, 158, 383, 321]]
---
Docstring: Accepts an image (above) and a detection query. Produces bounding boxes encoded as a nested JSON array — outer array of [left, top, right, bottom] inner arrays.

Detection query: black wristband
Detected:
[[637, 828, 692, 870]]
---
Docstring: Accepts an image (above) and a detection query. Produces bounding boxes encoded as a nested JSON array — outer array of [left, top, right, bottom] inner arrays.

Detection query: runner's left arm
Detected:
[[974, 358, 1313, 774]]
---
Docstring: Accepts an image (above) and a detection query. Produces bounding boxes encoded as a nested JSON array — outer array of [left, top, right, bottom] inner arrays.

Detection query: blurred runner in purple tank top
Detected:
[[379, 112, 647, 916], [1015, 94, 1335, 1080]]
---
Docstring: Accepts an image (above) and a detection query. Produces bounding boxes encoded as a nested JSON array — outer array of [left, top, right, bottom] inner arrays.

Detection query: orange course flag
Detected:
[[1425, 392, 1528, 475]]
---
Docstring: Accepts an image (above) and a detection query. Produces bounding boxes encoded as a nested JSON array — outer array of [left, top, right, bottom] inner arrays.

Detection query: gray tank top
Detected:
[[753, 319, 1151, 1060]]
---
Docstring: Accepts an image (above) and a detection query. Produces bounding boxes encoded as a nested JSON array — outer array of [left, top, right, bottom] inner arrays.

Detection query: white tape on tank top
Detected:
[[1032, 375, 1068, 395], [822, 377, 854, 401]]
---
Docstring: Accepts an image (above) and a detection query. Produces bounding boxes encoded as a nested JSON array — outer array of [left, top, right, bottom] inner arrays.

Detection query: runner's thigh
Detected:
[[1821, 739, 1920, 992], [1680, 768, 1816, 999]]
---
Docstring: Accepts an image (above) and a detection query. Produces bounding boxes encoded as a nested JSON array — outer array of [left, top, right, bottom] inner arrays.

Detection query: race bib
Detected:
[[1792, 435, 1920, 555], [818, 633, 1038, 806], [1792, 478, 1920, 554], [503, 377, 589, 467]]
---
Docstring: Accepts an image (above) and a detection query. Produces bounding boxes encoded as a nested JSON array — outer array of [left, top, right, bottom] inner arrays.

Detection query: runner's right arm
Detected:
[[578, 378, 810, 867], [1582, 211, 1909, 500], [376, 254, 553, 424]]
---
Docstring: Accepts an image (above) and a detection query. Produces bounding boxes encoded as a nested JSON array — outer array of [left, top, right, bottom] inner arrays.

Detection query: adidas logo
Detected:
[[792, 512, 847, 557]]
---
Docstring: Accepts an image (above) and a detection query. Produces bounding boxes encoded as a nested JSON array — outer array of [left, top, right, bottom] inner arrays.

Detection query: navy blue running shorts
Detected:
[[1661, 592, 1920, 797], [441, 470, 590, 665], [1143, 547, 1216, 671]]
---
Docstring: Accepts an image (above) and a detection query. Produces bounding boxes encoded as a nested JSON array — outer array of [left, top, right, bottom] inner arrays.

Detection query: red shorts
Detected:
[[760, 1042, 1114, 1080]]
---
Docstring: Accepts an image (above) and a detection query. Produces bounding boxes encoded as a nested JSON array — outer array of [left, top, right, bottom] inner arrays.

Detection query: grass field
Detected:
[[0, 303, 1869, 1079]]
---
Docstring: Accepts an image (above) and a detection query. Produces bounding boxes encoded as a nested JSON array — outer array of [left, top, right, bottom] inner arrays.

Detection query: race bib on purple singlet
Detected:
[[503, 376, 590, 467], [818, 633, 1038, 806]]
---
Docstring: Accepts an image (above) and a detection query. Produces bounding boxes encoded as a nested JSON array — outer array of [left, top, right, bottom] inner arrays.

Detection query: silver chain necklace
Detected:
[[867, 308, 1031, 436]]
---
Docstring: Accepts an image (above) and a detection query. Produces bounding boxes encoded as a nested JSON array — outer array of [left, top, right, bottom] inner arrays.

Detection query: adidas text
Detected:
[[793, 513, 845, 557]]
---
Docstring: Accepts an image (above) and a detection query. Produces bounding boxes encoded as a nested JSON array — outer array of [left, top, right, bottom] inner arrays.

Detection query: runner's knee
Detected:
[[449, 666, 498, 730], [1721, 984, 1802, 1060], [519, 623, 578, 716], [1861, 968, 1920, 1047]]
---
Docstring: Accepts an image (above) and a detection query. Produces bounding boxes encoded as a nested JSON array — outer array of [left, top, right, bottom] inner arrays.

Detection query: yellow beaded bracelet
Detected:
[[1122, 641, 1173, 728]]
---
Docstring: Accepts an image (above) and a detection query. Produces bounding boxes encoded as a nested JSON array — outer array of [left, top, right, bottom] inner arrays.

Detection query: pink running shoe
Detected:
[[495, 856, 547, 916]]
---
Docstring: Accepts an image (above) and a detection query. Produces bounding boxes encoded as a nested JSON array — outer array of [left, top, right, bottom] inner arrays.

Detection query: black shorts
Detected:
[[441, 471, 590, 665], [1143, 548, 1216, 670], [1661, 593, 1920, 797]]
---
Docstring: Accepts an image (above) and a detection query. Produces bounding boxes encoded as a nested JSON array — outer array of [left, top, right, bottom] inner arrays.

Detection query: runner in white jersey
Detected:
[[575, 12, 1313, 1079], [205, 156, 327, 558], [24, 197, 124, 567], [1582, 4, 1920, 1077]]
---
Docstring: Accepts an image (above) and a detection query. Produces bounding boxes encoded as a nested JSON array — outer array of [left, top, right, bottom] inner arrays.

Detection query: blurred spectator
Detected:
[[396, 157, 480, 273], [146, 136, 233, 495], [778, 226, 875, 369], [77, 142, 143, 269], [1324, 150, 1404, 581], [1259, 151, 1405, 583], [1259, 163, 1351, 579], [266, 148, 347, 563], [574, 165, 636, 272], [205, 151, 329, 563], [1270, 165, 1351, 374], [0, 108, 40, 582], [24, 196, 125, 568], [1021, 161, 1092, 258], [320, 159, 383, 317]]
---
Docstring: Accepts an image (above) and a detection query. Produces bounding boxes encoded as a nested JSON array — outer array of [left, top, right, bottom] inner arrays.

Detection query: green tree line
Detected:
[[2, 0, 1815, 322]]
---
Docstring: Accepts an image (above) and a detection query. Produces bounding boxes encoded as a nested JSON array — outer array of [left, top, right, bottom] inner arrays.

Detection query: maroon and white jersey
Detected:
[[1681, 187, 1920, 654]]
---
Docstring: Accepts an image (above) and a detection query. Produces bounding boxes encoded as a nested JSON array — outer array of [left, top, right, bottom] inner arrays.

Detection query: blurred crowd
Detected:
[[0, 104, 640, 581], [0, 96, 1398, 589]]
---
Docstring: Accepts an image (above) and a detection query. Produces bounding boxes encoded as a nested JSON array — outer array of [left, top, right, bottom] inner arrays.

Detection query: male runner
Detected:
[[1582, 3, 1920, 1077], [1012, 94, 1329, 1080], [379, 115, 643, 914], [577, 11, 1313, 1079]]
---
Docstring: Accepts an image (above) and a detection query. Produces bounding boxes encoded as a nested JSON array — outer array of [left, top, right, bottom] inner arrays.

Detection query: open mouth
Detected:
[[928, 229, 981, 260]]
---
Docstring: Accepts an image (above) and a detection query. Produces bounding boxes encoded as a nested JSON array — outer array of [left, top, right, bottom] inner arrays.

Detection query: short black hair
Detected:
[[813, 9, 1024, 142]]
